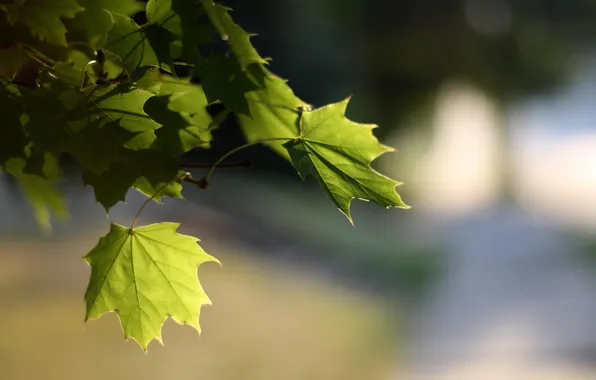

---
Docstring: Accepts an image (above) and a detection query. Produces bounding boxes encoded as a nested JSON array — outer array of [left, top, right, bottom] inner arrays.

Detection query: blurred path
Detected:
[[404, 205, 596, 379]]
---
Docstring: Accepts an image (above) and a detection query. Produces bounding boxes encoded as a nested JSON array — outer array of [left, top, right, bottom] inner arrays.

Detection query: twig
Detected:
[[130, 173, 186, 229], [199, 137, 292, 188], [183, 174, 209, 190]]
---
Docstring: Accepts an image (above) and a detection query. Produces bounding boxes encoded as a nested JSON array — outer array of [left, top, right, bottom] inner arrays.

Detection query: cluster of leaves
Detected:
[[0, 0, 408, 350]]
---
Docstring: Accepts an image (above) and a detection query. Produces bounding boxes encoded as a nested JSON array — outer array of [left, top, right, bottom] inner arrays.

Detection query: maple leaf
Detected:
[[104, 13, 166, 76], [195, 54, 260, 116], [23, 82, 161, 159], [69, 118, 138, 175], [136, 71, 214, 152], [0, 82, 27, 165], [0, 46, 28, 78], [3, 150, 67, 231], [84, 222, 218, 350], [22, 144, 48, 177], [284, 98, 409, 223], [239, 66, 307, 159], [53, 61, 88, 88], [52, 49, 124, 89], [201, 1, 268, 69], [1, 0, 84, 46], [184, 2, 274, 116], [147, 0, 265, 115], [146, 0, 214, 62], [96, 0, 144, 16], [67, 0, 145, 47], [66, 4, 112, 49], [145, 94, 212, 153], [82, 84, 161, 150], [82, 150, 184, 211]]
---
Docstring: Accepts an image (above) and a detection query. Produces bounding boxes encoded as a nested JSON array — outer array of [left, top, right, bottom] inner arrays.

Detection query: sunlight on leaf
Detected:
[[284, 98, 409, 223], [84, 222, 219, 350]]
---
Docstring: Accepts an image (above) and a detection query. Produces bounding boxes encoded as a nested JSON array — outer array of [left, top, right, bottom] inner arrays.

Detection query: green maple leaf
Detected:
[[22, 144, 48, 177], [84, 222, 218, 350], [82, 84, 161, 150], [133, 163, 184, 202], [52, 50, 124, 89], [53, 60, 88, 88], [3, 150, 67, 232], [67, 0, 143, 49], [195, 55, 260, 116], [82, 150, 183, 211], [95, 0, 144, 16], [2, 0, 84, 46], [104, 13, 166, 76], [284, 98, 409, 223], [60, 84, 161, 153], [145, 94, 212, 154], [69, 118, 138, 175], [20, 82, 77, 153], [201, 1, 268, 69], [146, 0, 214, 62], [67, 6, 113, 49], [138, 72, 214, 152], [143, 25, 179, 73], [134, 67, 164, 93], [0, 82, 27, 165], [23, 82, 160, 161], [239, 67, 307, 158], [0, 46, 29, 78], [82, 162, 138, 211]]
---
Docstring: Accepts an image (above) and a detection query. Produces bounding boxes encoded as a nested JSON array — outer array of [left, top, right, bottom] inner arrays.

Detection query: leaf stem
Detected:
[[201, 137, 292, 185], [130, 173, 186, 230], [80, 60, 97, 90], [17, 43, 57, 68], [180, 160, 251, 169]]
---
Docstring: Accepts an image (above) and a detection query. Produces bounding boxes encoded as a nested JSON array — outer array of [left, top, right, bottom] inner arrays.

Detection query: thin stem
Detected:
[[130, 174, 186, 229], [171, 61, 195, 66], [80, 60, 97, 90], [180, 160, 251, 169], [17, 43, 56, 68], [202, 137, 292, 184]]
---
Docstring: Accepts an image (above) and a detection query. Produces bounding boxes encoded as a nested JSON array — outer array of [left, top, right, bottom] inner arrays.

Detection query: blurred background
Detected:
[[3, 0, 596, 379]]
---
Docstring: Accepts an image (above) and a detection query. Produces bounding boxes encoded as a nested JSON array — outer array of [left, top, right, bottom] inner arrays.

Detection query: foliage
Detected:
[[84, 222, 218, 350], [0, 0, 408, 350]]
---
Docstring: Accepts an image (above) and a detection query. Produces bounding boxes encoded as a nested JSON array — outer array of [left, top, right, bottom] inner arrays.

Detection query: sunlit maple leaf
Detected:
[[284, 98, 409, 223], [84, 222, 219, 350]]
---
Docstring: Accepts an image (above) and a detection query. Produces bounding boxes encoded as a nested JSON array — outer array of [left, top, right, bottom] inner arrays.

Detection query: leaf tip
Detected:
[[390, 189, 411, 210], [206, 254, 222, 267], [383, 144, 397, 153], [337, 204, 355, 226]]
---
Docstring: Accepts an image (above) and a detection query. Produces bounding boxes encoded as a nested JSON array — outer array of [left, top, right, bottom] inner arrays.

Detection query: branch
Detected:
[[183, 173, 209, 190], [199, 137, 293, 187]]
